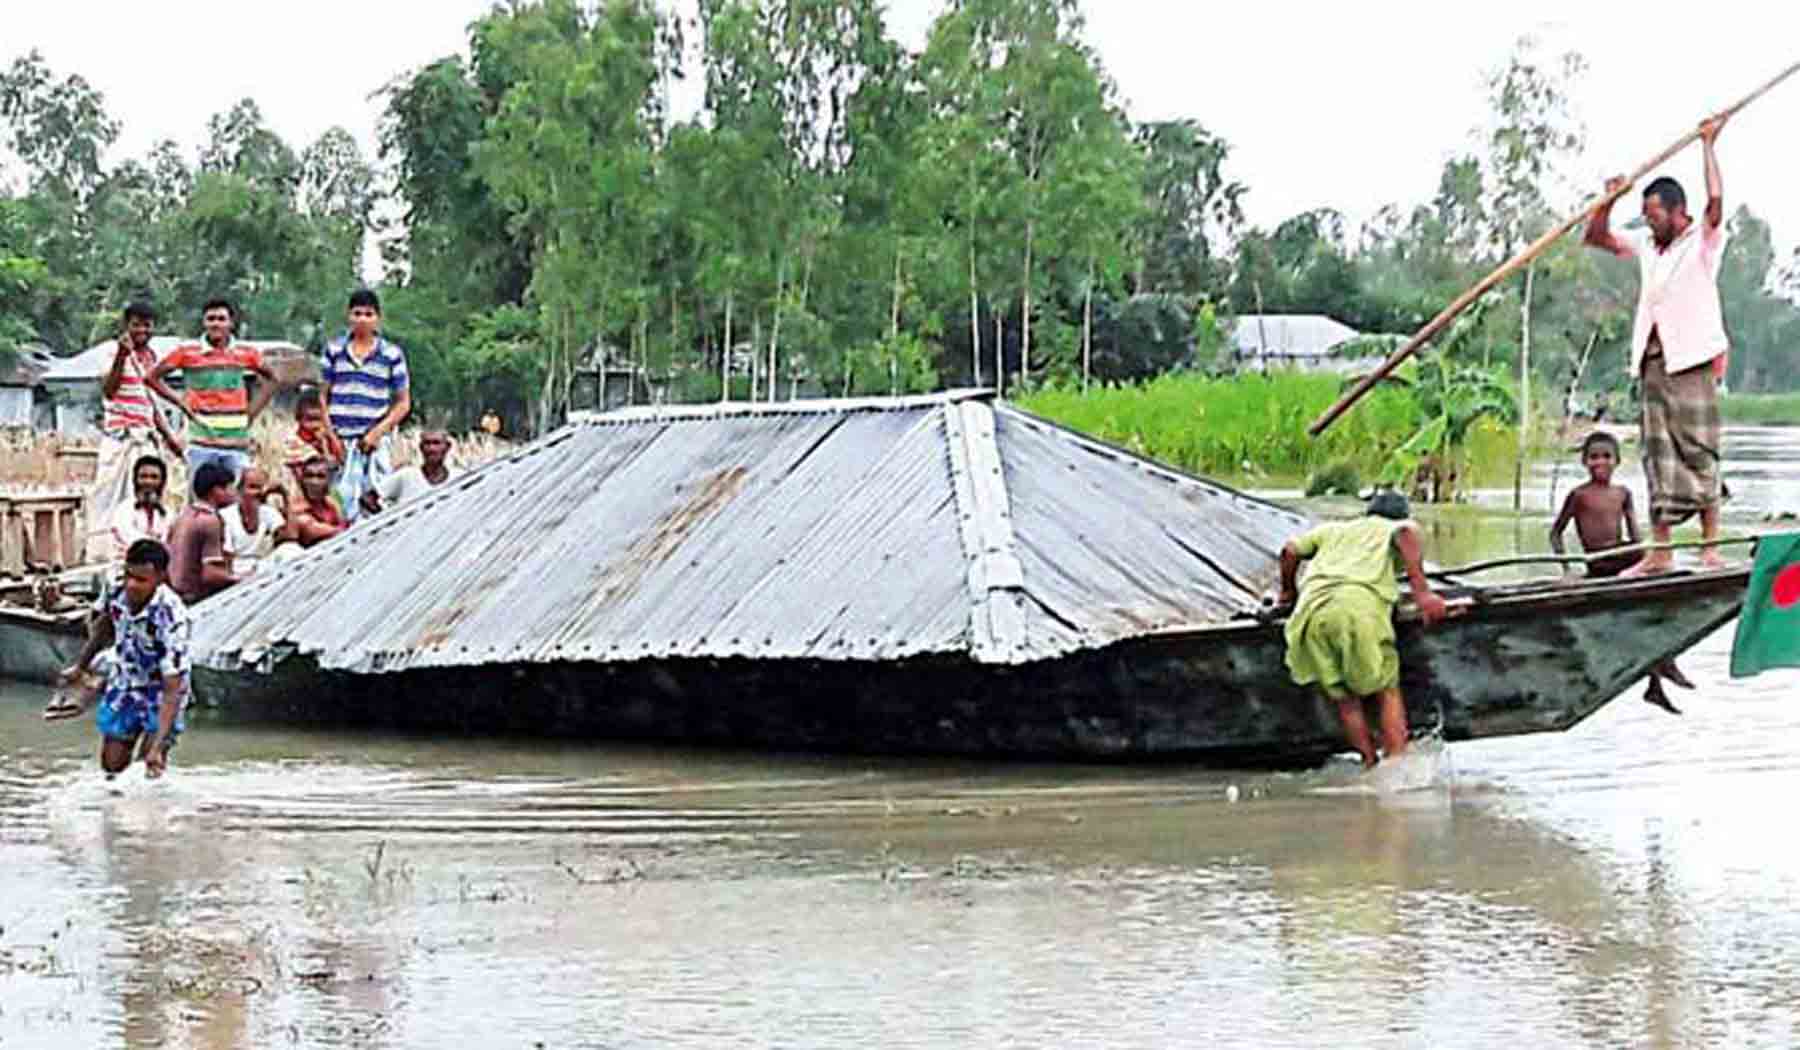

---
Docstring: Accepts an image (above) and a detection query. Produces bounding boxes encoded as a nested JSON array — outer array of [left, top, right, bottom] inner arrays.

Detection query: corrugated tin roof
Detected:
[[191, 391, 1309, 674]]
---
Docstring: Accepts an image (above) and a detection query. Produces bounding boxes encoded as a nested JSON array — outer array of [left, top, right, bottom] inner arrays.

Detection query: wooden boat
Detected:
[[175, 391, 1750, 766], [0, 602, 86, 684], [191, 566, 1744, 766]]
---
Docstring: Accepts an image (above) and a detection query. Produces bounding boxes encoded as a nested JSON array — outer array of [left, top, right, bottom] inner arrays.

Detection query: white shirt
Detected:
[[1620, 220, 1730, 376], [221, 502, 286, 575], [378, 464, 458, 508], [106, 500, 170, 563]]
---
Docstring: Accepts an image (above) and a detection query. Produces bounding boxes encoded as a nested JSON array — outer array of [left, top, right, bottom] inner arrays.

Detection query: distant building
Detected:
[[1230, 314, 1389, 375]]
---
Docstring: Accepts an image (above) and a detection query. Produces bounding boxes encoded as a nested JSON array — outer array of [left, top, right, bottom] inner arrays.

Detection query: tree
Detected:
[[473, 0, 666, 429], [1133, 120, 1244, 297], [1483, 36, 1587, 504]]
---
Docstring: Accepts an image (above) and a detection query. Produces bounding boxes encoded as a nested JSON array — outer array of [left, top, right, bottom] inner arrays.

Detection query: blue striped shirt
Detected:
[[321, 334, 409, 438]]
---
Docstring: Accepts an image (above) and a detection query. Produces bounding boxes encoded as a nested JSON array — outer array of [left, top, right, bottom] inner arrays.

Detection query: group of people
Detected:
[[51, 290, 462, 776], [51, 116, 1744, 782], [1282, 114, 1736, 769]]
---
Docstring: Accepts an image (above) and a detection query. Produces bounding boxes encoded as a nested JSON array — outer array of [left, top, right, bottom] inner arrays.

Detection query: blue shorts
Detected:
[[95, 686, 185, 744]]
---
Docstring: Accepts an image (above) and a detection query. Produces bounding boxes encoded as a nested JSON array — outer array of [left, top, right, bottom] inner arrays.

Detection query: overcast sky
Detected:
[[9, 1, 1800, 263]]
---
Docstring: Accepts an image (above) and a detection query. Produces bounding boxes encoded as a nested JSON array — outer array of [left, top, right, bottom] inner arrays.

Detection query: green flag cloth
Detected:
[[1730, 532, 1800, 678]]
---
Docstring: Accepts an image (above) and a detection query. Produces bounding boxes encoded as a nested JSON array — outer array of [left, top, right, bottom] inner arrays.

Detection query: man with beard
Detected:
[[103, 455, 172, 562], [1584, 114, 1733, 574]]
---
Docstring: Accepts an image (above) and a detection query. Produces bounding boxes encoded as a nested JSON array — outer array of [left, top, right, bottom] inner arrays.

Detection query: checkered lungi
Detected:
[[1639, 339, 1722, 527]]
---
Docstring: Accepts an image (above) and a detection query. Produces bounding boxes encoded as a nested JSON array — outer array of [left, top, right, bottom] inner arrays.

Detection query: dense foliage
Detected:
[[3, 8, 1797, 437]]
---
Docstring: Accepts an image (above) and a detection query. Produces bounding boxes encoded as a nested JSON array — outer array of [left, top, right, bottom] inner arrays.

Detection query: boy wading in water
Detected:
[[1550, 432, 1694, 715], [59, 539, 192, 779], [1280, 492, 1449, 769]]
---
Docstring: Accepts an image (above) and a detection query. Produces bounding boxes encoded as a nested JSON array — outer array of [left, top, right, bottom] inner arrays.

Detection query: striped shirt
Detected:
[[102, 346, 160, 434], [160, 342, 265, 447], [321, 335, 409, 438]]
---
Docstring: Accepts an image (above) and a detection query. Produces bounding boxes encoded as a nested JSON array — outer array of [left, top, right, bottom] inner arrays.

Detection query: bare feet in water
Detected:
[[1698, 548, 1730, 570]]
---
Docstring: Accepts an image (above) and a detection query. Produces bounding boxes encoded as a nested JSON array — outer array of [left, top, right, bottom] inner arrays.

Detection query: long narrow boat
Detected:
[[192, 565, 1743, 766], [0, 603, 86, 684], [178, 391, 1749, 766]]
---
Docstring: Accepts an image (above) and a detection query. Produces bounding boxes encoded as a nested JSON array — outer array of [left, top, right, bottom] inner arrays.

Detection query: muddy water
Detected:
[[4, 432, 1800, 1049]]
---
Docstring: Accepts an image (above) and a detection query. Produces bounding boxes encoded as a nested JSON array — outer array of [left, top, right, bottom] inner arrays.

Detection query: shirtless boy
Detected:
[[1550, 431, 1693, 714]]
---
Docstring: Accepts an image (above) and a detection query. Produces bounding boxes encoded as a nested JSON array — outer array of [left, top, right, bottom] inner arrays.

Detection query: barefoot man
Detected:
[[1584, 114, 1732, 574], [1280, 492, 1448, 769], [59, 539, 191, 779]]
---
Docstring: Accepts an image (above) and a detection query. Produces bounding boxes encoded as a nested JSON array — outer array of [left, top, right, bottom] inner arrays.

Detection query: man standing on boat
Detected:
[[321, 289, 411, 523], [145, 299, 284, 481], [1279, 492, 1448, 769], [1584, 114, 1732, 575], [86, 303, 184, 563]]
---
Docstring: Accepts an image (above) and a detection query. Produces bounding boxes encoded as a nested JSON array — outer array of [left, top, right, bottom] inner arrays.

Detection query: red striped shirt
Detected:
[[102, 346, 160, 434]]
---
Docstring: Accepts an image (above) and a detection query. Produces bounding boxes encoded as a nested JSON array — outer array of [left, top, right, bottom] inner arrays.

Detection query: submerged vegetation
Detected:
[[1021, 369, 1519, 488]]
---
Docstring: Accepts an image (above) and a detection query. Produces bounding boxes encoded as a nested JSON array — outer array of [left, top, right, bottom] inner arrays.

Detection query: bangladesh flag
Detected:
[[1731, 532, 1800, 678]]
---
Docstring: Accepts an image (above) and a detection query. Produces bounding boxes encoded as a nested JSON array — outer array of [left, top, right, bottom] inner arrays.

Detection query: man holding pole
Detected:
[[1583, 114, 1731, 575]]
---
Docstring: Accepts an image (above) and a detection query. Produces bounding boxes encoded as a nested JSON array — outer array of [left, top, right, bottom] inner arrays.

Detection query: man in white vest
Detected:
[[1583, 114, 1731, 575]]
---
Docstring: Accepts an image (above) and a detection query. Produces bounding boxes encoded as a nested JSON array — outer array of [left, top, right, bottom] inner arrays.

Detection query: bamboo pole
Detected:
[[1427, 534, 1763, 580], [1308, 58, 1800, 437]]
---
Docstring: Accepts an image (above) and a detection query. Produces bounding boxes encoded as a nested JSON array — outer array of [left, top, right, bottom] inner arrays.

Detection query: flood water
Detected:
[[3, 430, 1799, 1049]]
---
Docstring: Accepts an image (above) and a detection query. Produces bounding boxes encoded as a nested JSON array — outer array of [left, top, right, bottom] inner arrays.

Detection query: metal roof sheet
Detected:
[[191, 392, 1309, 674]]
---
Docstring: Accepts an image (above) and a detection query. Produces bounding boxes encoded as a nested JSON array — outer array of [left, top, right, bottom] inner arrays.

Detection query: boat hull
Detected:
[[191, 570, 1748, 766], [0, 607, 86, 685]]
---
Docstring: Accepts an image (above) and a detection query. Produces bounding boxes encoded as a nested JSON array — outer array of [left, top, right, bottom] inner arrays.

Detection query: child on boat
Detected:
[[1279, 491, 1448, 770], [56, 539, 192, 779], [1550, 431, 1693, 714], [283, 389, 345, 489]]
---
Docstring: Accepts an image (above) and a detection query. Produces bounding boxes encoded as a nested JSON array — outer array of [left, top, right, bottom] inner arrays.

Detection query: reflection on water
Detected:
[[3, 427, 1799, 1048], [6, 633, 1800, 1049]]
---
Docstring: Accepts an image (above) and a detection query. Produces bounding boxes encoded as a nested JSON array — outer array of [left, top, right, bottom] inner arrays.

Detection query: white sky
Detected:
[[8, 1, 1800, 265]]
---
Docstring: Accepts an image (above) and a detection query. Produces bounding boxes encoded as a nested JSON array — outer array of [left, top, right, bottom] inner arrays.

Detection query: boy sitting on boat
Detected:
[[1279, 491, 1448, 770], [1549, 431, 1694, 714], [56, 539, 192, 779]]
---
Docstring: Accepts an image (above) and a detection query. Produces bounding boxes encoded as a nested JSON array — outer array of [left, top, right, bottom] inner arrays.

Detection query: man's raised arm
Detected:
[[1701, 114, 1726, 229]]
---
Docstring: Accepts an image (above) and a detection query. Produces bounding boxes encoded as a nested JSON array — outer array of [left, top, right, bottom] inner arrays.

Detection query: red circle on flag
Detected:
[[1774, 565, 1800, 610]]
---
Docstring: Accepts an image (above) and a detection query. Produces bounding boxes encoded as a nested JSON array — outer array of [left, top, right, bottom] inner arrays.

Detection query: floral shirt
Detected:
[[93, 582, 192, 700]]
